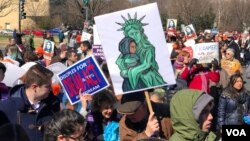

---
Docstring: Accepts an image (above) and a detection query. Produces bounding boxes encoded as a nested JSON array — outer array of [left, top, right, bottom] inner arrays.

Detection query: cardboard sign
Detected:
[[184, 24, 197, 40], [92, 45, 106, 62], [94, 3, 176, 94], [81, 31, 92, 41], [193, 42, 219, 64], [57, 56, 109, 104], [43, 39, 55, 60], [166, 19, 177, 35]]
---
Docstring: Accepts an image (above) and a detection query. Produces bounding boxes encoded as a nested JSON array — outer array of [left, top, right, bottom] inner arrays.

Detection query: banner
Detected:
[[57, 56, 109, 104], [81, 31, 92, 41], [184, 24, 197, 40], [193, 42, 219, 64], [94, 3, 176, 94], [43, 39, 54, 60]]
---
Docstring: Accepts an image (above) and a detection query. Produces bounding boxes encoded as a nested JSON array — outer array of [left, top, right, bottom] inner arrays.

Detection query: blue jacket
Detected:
[[0, 85, 60, 141], [217, 88, 250, 129]]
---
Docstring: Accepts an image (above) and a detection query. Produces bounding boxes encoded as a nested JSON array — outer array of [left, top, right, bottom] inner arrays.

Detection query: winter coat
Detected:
[[119, 102, 173, 141], [180, 66, 220, 94], [169, 89, 216, 141], [217, 88, 250, 129], [0, 85, 60, 141]]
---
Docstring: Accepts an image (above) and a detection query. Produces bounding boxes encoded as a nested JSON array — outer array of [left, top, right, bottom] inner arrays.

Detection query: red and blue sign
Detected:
[[57, 55, 109, 104]]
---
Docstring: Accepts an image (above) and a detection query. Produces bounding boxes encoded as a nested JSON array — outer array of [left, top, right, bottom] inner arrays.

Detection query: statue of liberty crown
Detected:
[[116, 12, 149, 31]]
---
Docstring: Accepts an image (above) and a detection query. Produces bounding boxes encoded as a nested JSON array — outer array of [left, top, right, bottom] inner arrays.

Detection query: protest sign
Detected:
[[2, 62, 25, 87], [184, 24, 197, 40], [166, 19, 177, 35], [81, 31, 92, 41], [167, 43, 173, 56], [43, 39, 54, 60], [93, 25, 101, 45], [92, 45, 106, 62], [57, 55, 109, 104], [94, 3, 176, 94], [193, 42, 219, 64]]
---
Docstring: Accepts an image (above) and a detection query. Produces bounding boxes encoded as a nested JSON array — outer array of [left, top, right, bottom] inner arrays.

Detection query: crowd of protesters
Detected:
[[0, 23, 250, 141]]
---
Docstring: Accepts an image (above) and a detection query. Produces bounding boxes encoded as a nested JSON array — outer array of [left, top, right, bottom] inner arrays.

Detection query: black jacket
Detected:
[[217, 88, 250, 129]]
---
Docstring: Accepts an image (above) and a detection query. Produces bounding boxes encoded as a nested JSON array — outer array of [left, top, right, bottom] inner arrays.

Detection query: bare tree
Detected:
[[25, 0, 49, 28], [0, 0, 17, 17]]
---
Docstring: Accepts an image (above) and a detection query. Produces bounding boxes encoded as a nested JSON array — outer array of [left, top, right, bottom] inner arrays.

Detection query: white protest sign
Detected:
[[93, 25, 101, 45], [167, 43, 173, 56], [94, 3, 176, 94], [193, 42, 219, 64], [81, 31, 92, 41]]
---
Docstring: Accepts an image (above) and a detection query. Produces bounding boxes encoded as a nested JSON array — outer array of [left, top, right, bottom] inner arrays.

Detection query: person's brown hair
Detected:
[[23, 51, 38, 62], [91, 89, 116, 112], [22, 64, 53, 87]]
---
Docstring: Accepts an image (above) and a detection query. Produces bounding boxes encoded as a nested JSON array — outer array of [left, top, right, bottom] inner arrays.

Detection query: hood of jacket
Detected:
[[170, 89, 215, 141]]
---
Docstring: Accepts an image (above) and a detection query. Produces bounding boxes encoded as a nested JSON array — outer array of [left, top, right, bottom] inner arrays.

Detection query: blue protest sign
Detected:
[[57, 55, 109, 105]]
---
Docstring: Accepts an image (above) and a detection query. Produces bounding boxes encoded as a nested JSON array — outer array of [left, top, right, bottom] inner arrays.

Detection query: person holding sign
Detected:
[[79, 89, 120, 141], [118, 91, 173, 140], [180, 58, 220, 94]]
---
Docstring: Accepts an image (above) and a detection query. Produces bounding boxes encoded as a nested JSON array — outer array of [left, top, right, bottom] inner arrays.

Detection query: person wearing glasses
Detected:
[[220, 48, 242, 76], [44, 109, 85, 141]]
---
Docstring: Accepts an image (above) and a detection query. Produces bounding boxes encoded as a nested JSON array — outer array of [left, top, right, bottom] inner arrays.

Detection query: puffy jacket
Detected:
[[217, 88, 250, 129], [0, 85, 60, 141]]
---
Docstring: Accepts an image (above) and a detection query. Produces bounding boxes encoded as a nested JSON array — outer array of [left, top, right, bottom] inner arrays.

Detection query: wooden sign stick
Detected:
[[144, 91, 153, 113]]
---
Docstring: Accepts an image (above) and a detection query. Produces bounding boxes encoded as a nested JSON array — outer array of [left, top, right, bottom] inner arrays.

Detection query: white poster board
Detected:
[[94, 3, 176, 95], [167, 43, 173, 56], [81, 31, 92, 41], [93, 25, 102, 45], [193, 42, 219, 64]]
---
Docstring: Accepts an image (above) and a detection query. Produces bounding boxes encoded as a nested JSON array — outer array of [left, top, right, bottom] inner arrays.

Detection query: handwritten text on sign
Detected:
[[58, 56, 109, 104], [193, 42, 219, 64]]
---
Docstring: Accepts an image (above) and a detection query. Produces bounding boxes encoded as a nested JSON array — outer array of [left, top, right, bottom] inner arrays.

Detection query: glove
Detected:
[[211, 58, 219, 71], [188, 58, 198, 68]]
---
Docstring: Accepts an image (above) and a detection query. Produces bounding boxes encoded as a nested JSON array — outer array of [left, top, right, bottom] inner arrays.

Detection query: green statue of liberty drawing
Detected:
[[116, 13, 166, 92]]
